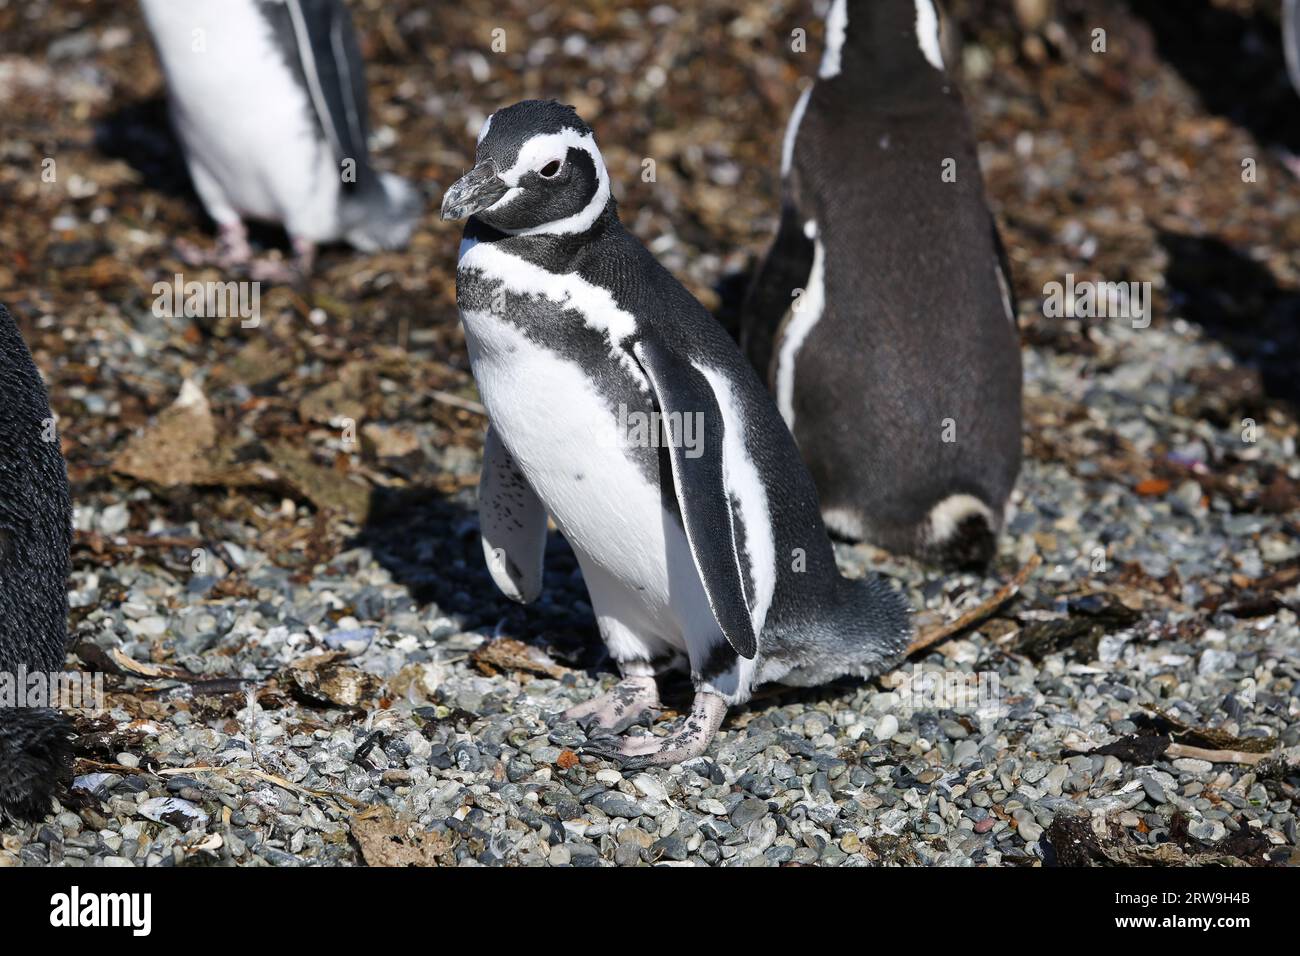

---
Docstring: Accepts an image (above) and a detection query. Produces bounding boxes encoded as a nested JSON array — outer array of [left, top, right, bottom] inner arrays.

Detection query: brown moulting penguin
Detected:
[[0, 305, 74, 822], [741, 0, 1023, 570], [138, 0, 422, 278], [441, 100, 912, 768]]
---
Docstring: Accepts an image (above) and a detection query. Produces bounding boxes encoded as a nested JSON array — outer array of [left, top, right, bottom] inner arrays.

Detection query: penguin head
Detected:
[[440, 100, 611, 236]]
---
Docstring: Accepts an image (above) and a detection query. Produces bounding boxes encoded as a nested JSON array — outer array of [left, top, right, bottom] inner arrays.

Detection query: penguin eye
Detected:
[[538, 160, 562, 179]]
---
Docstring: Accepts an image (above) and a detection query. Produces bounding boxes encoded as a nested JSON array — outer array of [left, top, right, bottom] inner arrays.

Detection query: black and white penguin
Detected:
[[138, 0, 421, 276], [441, 100, 911, 767], [0, 305, 73, 822], [742, 0, 1022, 569]]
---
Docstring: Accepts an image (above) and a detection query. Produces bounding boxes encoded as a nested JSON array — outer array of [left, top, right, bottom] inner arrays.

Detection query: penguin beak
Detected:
[[440, 161, 509, 221]]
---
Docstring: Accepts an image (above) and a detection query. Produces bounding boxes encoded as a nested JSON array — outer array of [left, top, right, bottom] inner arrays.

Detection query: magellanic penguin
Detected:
[[742, 0, 1022, 569], [0, 305, 74, 822], [138, 0, 421, 276], [441, 100, 911, 768]]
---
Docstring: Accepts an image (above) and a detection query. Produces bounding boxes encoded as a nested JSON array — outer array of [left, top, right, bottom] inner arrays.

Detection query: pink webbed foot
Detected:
[[247, 237, 313, 284], [583, 692, 727, 770], [176, 221, 253, 270], [560, 676, 660, 735], [174, 222, 311, 285]]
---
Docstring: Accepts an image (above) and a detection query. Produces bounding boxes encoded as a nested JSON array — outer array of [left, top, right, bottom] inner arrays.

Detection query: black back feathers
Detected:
[[0, 305, 73, 822]]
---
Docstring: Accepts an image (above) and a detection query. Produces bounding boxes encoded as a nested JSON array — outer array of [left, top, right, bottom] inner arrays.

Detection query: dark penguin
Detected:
[[0, 305, 73, 822], [441, 100, 911, 768], [139, 0, 421, 276], [742, 0, 1022, 569]]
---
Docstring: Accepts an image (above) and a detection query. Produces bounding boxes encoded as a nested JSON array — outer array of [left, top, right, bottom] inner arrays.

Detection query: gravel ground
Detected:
[[1, 0, 1299, 867]]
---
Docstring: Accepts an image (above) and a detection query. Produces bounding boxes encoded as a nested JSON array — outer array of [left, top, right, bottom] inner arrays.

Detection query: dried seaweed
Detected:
[[1043, 813, 1276, 868]]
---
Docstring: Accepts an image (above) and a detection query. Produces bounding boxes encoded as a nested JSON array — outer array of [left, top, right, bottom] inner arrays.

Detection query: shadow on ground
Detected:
[[1130, 0, 1300, 153], [354, 484, 606, 669], [1160, 228, 1300, 409]]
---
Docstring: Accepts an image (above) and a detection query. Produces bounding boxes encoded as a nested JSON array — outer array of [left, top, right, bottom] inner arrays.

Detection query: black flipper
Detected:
[[478, 425, 548, 604], [631, 338, 757, 660], [741, 199, 815, 384], [279, 0, 420, 248], [284, 0, 379, 189]]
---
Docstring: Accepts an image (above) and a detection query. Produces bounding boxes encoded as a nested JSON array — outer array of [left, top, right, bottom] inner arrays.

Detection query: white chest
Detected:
[[462, 308, 697, 630], [461, 308, 655, 543]]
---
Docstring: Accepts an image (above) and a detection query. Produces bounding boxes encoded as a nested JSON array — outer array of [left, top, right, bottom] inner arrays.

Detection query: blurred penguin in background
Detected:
[[139, 0, 421, 278], [1285, 0, 1300, 97], [0, 305, 73, 823], [742, 0, 1022, 569]]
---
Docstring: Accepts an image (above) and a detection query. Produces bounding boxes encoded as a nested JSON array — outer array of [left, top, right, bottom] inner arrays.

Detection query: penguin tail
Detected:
[[342, 172, 422, 253], [828, 572, 913, 679], [922, 493, 998, 570], [0, 707, 73, 823]]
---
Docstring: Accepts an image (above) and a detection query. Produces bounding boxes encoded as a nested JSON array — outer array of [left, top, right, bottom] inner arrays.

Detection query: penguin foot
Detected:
[[582, 692, 726, 770], [246, 238, 314, 284], [248, 252, 307, 285], [289, 237, 317, 278], [216, 221, 254, 266], [174, 224, 311, 285], [560, 676, 660, 735], [176, 222, 254, 272]]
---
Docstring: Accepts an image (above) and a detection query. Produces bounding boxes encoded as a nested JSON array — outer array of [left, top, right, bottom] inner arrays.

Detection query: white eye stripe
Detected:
[[499, 128, 596, 186], [489, 127, 612, 237]]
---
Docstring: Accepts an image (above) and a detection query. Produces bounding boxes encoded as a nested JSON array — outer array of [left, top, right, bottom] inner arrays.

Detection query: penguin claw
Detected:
[[614, 754, 657, 773], [578, 734, 703, 770], [572, 712, 602, 734], [578, 739, 632, 767]]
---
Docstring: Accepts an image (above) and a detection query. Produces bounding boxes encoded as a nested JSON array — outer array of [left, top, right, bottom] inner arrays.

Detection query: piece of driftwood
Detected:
[[906, 554, 1043, 657]]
